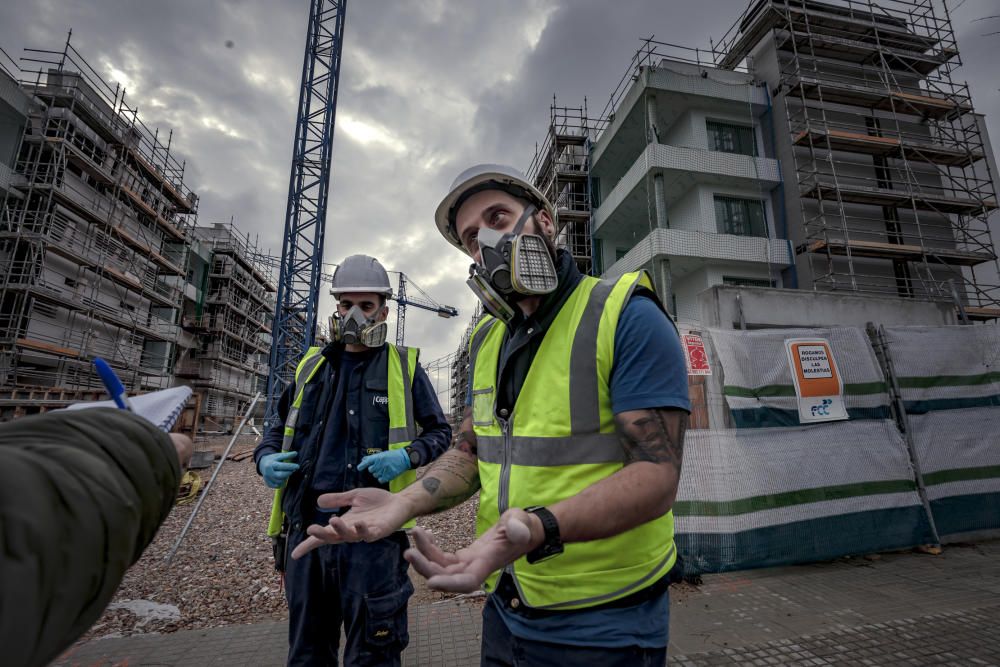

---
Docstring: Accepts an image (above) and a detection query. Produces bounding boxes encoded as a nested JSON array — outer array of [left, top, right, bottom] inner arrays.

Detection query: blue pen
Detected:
[[93, 358, 136, 412]]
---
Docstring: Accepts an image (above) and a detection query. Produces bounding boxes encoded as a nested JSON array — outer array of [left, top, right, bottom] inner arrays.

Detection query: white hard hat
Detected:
[[434, 163, 556, 255], [330, 255, 393, 298]]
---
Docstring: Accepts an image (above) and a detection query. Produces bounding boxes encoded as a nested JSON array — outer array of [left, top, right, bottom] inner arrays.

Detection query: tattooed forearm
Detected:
[[616, 408, 687, 471], [415, 450, 481, 512]]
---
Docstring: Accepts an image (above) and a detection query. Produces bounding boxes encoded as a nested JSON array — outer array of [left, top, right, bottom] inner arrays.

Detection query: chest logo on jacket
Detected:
[[372, 394, 388, 406]]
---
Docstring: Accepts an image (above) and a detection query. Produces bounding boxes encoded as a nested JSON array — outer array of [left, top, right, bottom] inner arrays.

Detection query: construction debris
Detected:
[[226, 448, 256, 462]]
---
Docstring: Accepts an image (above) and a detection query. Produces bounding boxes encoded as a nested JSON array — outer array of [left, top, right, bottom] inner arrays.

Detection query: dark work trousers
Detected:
[[480, 596, 667, 667], [285, 519, 413, 667]]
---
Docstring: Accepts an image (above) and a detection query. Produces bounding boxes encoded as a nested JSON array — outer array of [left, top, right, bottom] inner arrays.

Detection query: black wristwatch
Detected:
[[404, 446, 420, 469], [524, 506, 563, 564]]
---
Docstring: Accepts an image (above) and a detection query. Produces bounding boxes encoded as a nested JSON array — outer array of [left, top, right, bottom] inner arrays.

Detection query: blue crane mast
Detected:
[[264, 0, 347, 428]]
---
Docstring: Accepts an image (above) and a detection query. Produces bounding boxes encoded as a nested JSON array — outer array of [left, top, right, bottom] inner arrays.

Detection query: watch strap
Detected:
[[524, 505, 563, 564]]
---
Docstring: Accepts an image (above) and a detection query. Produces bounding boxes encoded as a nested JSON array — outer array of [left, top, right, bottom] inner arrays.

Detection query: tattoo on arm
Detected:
[[616, 408, 687, 472], [417, 450, 481, 512]]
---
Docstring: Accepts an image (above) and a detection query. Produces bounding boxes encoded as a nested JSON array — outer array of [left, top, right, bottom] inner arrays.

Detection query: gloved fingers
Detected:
[[265, 478, 284, 490], [274, 451, 298, 461], [357, 456, 374, 471], [272, 462, 300, 472]]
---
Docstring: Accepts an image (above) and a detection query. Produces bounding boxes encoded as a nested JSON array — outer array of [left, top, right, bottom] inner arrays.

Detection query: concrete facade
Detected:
[[590, 55, 793, 329]]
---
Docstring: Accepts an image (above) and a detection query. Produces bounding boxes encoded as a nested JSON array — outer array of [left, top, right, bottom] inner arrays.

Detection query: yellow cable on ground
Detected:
[[176, 470, 203, 506]]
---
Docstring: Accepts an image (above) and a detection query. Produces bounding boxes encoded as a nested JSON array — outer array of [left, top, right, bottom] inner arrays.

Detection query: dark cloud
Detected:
[[2, 0, 998, 367]]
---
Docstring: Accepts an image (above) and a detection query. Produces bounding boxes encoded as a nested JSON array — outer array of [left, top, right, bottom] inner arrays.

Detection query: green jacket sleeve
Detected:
[[0, 408, 181, 667]]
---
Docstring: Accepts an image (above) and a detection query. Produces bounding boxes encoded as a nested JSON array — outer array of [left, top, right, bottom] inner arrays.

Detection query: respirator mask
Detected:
[[329, 305, 388, 347], [466, 204, 558, 323]]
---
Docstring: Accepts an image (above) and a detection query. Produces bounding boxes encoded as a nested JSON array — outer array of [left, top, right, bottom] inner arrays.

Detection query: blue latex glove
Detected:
[[259, 451, 300, 489], [358, 448, 411, 484]]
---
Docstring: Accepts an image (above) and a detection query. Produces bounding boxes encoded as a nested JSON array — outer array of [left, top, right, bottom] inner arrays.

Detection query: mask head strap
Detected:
[[511, 204, 537, 237]]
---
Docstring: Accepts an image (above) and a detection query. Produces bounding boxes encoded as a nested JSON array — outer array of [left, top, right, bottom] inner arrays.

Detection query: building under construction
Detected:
[[0, 41, 194, 416], [529, 0, 999, 327], [176, 223, 275, 432], [0, 38, 275, 426], [527, 100, 598, 275], [713, 0, 1000, 320]]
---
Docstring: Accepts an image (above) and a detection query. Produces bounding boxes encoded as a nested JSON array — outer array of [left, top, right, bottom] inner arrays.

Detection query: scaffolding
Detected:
[[422, 349, 459, 428], [714, 0, 1000, 320], [526, 98, 600, 275], [444, 304, 483, 428], [0, 35, 198, 414], [176, 223, 275, 432]]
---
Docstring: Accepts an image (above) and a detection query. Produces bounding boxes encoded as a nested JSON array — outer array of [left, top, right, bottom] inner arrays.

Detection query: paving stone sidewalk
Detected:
[[55, 540, 1000, 666]]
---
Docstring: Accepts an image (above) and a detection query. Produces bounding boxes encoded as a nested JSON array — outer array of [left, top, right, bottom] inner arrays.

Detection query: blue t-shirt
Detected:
[[473, 294, 689, 647]]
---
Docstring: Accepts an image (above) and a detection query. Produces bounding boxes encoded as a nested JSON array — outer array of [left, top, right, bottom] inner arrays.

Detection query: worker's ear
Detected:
[[534, 208, 556, 242]]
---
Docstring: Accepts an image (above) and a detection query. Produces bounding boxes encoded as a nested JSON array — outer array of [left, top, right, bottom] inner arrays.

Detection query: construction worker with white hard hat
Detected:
[[293, 166, 690, 664], [254, 254, 451, 666]]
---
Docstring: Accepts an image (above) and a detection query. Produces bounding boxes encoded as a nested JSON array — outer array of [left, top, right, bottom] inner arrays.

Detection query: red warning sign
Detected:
[[683, 334, 712, 376]]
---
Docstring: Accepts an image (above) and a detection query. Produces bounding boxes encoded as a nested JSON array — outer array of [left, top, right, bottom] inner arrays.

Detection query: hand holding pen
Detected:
[[93, 357, 136, 412]]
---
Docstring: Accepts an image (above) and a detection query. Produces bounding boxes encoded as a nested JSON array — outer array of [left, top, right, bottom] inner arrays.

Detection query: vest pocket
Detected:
[[472, 387, 495, 427], [365, 378, 390, 421]]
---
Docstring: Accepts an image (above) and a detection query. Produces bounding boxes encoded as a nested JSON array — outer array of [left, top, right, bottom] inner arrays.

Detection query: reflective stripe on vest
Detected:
[[266, 344, 419, 537], [267, 347, 328, 537], [469, 271, 677, 610], [387, 345, 419, 529]]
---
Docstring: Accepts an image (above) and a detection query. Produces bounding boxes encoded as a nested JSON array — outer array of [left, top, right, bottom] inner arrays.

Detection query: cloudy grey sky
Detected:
[[1, 0, 998, 383]]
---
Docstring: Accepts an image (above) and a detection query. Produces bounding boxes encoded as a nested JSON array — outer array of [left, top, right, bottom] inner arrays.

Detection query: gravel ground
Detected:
[[82, 436, 480, 639]]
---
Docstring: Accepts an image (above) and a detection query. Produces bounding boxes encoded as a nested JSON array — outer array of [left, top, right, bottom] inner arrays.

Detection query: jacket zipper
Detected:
[[498, 413, 513, 575]]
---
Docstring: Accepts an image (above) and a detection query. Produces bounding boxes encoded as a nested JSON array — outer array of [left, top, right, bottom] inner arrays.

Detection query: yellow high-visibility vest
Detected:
[[469, 271, 677, 610]]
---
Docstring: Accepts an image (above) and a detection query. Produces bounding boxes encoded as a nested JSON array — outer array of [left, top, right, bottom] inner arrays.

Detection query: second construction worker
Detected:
[[254, 254, 451, 666]]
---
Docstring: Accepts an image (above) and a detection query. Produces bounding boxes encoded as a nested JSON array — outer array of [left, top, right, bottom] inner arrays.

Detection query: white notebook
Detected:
[[65, 385, 193, 432]]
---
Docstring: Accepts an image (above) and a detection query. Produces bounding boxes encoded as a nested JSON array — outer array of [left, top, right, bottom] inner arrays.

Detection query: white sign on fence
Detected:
[[785, 338, 848, 423]]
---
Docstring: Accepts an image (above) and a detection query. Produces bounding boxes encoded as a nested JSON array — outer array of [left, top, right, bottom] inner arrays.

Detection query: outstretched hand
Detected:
[[405, 508, 541, 593], [290, 487, 413, 559]]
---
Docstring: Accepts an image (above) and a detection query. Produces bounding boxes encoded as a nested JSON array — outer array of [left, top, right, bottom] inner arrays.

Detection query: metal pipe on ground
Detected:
[[164, 392, 261, 565]]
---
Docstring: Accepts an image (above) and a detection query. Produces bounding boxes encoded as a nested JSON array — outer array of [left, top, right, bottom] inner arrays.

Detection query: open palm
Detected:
[[405, 509, 537, 593], [290, 488, 412, 559]]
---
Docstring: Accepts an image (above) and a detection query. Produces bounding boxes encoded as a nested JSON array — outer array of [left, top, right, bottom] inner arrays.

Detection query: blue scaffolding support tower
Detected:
[[264, 0, 347, 428]]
